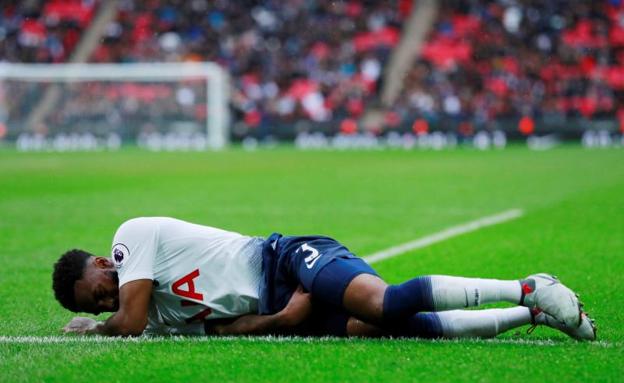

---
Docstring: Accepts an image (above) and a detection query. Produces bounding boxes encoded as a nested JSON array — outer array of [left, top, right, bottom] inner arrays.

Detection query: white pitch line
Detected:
[[363, 208, 524, 264], [0, 335, 619, 348]]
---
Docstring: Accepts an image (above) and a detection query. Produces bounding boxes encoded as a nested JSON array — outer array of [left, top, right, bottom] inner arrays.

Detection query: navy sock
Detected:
[[383, 276, 434, 321], [389, 313, 443, 339]]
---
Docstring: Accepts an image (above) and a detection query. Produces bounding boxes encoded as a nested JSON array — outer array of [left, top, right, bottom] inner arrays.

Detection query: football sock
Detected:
[[390, 312, 444, 338], [388, 307, 532, 339], [383, 275, 522, 321], [435, 307, 532, 338]]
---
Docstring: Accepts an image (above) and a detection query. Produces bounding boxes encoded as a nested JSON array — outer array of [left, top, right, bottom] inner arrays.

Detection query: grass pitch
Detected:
[[0, 146, 623, 382]]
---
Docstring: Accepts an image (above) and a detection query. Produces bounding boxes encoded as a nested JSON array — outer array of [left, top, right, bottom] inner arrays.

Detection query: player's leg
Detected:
[[341, 273, 523, 324], [423, 307, 532, 338], [283, 236, 517, 323], [282, 235, 581, 329], [341, 273, 582, 328], [346, 307, 596, 341], [345, 307, 531, 338], [307, 258, 526, 324]]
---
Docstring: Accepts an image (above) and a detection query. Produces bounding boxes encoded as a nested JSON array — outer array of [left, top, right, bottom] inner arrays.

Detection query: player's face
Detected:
[[74, 257, 120, 315]]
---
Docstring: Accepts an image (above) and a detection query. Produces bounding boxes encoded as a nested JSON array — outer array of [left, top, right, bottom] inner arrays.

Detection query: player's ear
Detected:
[[93, 256, 113, 269]]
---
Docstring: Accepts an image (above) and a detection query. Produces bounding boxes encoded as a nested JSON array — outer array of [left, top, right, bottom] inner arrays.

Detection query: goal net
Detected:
[[0, 62, 230, 151]]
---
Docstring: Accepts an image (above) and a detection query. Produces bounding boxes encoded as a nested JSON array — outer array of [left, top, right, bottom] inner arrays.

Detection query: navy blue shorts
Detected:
[[258, 233, 378, 319]]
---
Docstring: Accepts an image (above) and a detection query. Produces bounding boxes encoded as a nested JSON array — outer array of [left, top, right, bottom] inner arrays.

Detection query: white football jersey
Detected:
[[111, 217, 263, 331]]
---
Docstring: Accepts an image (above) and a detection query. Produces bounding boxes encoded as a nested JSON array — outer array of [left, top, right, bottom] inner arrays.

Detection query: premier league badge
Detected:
[[111, 243, 130, 268]]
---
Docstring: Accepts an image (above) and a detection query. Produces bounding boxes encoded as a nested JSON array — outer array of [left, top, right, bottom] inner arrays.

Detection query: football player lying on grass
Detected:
[[54, 217, 595, 340]]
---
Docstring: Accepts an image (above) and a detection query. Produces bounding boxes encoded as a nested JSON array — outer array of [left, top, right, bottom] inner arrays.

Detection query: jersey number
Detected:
[[172, 269, 212, 323]]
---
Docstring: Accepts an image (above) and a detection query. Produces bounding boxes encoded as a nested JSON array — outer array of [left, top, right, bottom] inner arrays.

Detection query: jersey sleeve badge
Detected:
[[112, 243, 130, 268]]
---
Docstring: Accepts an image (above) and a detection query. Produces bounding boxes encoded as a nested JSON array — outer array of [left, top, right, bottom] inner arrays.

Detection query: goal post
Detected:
[[0, 62, 230, 150]]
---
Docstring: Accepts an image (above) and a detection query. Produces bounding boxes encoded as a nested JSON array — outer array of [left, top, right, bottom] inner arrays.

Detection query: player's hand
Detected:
[[63, 317, 99, 334], [280, 285, 312, 327]]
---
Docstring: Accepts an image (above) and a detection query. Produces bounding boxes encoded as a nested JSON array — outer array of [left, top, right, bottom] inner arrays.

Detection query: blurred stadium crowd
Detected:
[[403, 0, 624, 131], [1, 0, 624, 143]]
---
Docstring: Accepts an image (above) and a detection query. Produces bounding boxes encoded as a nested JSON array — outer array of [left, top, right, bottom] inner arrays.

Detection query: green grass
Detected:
[[1, 146, 623, 382]]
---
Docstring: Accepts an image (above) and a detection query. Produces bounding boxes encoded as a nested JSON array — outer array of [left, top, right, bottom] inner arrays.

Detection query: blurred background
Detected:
[[1, 0, 624, 151]]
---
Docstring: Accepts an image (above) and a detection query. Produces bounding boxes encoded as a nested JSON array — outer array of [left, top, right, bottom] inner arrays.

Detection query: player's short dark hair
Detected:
[[52, 249, 93, 312]]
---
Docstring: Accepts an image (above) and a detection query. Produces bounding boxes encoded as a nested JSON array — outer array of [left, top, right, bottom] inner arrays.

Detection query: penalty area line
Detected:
[[363, 208, 525, 264]]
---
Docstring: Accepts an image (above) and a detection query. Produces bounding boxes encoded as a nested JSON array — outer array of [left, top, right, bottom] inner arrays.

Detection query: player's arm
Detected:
[[93, 279, 152, 336], [208, 286, 312, 335], [64, 279, 153, 336]]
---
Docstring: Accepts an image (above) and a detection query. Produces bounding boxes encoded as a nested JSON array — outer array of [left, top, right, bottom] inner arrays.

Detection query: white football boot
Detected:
[[520, 273, 582, 328], [529, 309, 596, 341]]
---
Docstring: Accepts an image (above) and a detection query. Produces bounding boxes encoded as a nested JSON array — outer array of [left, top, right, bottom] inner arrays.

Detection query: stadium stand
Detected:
[[91, 0, 407, 135], [0, 0, 97, 63], [398, 0, 624, 133], [2, 0, 624, 138]]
